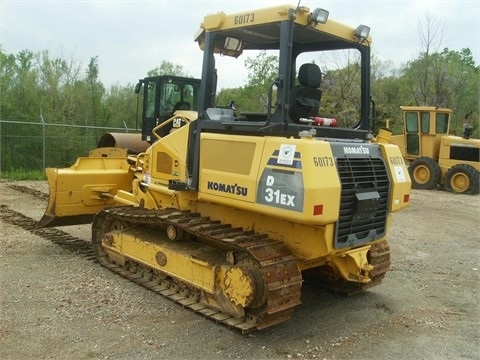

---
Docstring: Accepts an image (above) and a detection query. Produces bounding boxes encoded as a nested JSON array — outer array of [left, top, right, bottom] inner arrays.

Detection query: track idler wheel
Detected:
[[222, 254, 266, 310], [223, 267, 263, 309], [166, 224, 184, 241]]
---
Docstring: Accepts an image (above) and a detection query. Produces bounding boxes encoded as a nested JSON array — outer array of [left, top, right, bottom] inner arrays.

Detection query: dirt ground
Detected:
[[0, 180, 479, 360]]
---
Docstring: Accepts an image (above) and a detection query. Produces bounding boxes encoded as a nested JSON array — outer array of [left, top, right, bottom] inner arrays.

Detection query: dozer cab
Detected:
[[37, 4, 411, 332], [96, 75, 201, 151], [390, 106, 479, 194]]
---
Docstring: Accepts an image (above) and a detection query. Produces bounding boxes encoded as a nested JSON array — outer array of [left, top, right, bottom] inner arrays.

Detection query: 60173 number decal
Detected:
[[234, 13, 255, 24], [313, 156, 334, 167], [389, 156, 404, 165]]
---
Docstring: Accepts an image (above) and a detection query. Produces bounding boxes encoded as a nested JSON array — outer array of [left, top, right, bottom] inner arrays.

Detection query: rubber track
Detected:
[[93, 207, 303, 333], [0, 199, 300, 332], [0, 204, 95, 260], [7, 184, 50, 202], [2, 184, 390, 330]]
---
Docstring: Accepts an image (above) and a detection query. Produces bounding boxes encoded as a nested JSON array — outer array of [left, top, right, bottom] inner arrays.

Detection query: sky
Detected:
[[1, 0, 479, 90]]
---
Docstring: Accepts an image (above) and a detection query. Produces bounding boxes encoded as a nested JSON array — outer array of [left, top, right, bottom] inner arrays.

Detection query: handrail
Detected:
[[152, 115, 191, 140]]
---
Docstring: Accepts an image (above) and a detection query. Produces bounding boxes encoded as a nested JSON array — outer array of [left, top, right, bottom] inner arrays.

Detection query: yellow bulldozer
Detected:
[[36, 4, 411, 332], [390, 106, 479, 195]]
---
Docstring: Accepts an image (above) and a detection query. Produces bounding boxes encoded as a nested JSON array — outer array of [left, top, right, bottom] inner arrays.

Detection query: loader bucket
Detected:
[[36, 151, 133, 229]]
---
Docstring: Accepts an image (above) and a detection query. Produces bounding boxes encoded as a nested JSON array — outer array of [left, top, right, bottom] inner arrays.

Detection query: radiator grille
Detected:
[[334, 158, 390, 249]]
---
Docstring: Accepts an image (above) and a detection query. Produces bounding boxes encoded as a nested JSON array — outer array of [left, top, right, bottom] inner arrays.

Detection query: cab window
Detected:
[[145, 82, 157, 118], [421, 112, 430, 134], [436, 113, 449, 134], [405, 112, 418, 133]]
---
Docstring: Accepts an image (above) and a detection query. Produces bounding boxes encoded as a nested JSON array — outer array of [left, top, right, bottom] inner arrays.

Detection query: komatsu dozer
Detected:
[[37, 4, 411, 332]]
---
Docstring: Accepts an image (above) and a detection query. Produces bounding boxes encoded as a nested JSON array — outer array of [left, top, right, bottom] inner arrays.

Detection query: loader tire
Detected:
[[409, 157, 441, 190], [444, 164, 479, 195]]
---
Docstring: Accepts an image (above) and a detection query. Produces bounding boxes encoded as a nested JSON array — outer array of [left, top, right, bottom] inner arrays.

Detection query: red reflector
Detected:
[[404, 194, 410, 203], [313, 204, 323, 215]]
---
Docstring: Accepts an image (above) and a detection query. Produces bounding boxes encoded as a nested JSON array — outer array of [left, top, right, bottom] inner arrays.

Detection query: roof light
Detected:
[[309, 8, 329, 26], [355, 25, 370, 40], [224, 37, 242, 52]]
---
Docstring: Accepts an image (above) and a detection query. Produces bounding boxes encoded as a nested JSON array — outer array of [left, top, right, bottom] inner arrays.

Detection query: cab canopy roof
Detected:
[[195, 4, 371, 53], [400, 106, 453, 113]]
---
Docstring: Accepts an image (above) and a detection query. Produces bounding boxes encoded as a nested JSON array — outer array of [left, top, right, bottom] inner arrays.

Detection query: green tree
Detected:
[[216, 50, 279, 113], [2, 50, 39, 120], [35, 50, 88, 124], [370, 56, 409, 133], [0, 50, 21, 119], [407, 12, 446, 105], [402, 48, 479, 135], [86, 56, 102, 127], [244, 50, 279, 111], [102, 83, 138, 130], [320, 54, 362, 127], [147, 60, 190, 77]]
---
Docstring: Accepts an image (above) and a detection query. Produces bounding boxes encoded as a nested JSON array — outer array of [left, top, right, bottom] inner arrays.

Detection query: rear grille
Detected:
[[334, 158, 390, 249]]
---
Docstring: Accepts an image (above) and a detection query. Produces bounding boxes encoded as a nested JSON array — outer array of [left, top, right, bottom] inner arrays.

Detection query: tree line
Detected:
[[1, 50, 139, 130], [1, 16, 479, 142], [215, 47, 479, 136]]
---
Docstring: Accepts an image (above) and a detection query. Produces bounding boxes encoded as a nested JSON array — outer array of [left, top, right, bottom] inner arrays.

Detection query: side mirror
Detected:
[[134, 82, 142, 94]]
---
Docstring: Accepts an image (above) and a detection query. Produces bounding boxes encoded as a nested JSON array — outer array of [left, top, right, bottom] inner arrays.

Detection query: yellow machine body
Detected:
[[36, 147, 133, 228], [37, 4, 413, 332], [390, 106, 479, 194], [40, 117, 410, 274]]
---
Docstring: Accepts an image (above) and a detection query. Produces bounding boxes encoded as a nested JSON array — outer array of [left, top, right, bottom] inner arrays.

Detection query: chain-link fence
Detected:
[[0, 119, 137, 177]]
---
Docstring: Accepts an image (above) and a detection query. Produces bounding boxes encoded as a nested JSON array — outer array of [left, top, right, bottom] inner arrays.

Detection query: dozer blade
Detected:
[[36, 153, 133, 229]]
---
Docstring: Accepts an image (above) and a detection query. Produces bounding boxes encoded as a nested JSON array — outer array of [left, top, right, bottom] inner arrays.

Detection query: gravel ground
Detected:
[[0, 180, 479, 360]]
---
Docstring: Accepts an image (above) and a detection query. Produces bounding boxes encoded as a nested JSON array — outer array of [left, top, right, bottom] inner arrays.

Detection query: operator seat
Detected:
[[173, 101, 190, 112], [288, 63, 322, 123]]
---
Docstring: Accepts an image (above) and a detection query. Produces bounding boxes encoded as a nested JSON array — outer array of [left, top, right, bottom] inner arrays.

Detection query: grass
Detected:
[[0, 169, 47, 181]]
